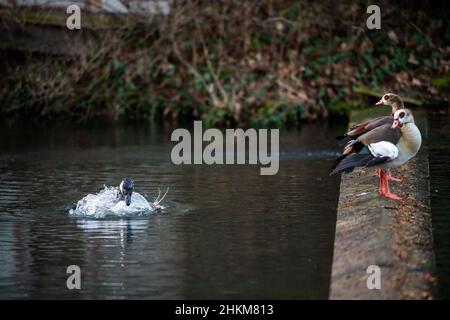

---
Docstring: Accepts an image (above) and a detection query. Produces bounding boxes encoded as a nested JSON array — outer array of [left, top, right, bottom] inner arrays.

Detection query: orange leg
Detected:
[[380, 170, 401, 200], [378, 171, 384, 194], [386, 170, 401, 182], [376, 168, 400, 182], [375, 168, 381, 178]]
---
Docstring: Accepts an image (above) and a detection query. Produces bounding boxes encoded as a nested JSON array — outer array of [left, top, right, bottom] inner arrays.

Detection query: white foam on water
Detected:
[[69, 186, 161, 218]]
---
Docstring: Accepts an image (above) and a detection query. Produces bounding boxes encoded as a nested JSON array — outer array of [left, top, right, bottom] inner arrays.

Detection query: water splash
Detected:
[[69, 186, 161, 218]]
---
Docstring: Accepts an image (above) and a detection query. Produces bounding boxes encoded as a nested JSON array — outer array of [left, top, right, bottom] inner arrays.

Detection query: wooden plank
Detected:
[[0, 7, 128, 28], [0, 6, 128, 55], [0, 22, 95, 55]]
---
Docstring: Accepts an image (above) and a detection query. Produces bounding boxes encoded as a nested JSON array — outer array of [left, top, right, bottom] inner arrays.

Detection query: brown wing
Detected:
[[343, 124, 401, 154], [337, 115, 394, 146], [346, 116, 393, 137], [358, 123, 401, 145]]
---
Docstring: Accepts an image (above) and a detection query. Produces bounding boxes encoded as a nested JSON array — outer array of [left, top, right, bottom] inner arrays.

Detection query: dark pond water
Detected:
[[0, 120, 345, 299], [428, 109, 450, 299]]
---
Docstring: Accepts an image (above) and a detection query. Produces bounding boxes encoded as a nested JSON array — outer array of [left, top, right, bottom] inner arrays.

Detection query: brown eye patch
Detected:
[[384, 95, 390, 100], [399, 111, 405, 118]]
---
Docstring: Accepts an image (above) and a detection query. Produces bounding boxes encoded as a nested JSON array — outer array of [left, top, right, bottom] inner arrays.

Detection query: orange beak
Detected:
[[375, 99, 384, 105], [391, 119, 400, 128]]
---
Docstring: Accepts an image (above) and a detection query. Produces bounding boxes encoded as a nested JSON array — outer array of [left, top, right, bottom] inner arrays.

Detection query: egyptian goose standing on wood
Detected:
[[336, 93, 405, 181], [331, 109, 422, 200], [336, 93, 403, 145]]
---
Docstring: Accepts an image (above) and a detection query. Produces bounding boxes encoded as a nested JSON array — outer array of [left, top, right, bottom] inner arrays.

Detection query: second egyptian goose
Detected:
[[336, 93, 404, 146], [331, 108, 422, 200]]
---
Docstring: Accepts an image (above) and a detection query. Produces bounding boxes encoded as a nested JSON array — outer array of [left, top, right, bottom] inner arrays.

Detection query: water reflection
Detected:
[[76, 218, 149, 247]]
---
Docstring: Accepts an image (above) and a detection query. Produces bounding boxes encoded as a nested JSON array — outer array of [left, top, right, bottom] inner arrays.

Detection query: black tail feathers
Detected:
[[330, 153, 348, 172], [330, 153, 374, 175]]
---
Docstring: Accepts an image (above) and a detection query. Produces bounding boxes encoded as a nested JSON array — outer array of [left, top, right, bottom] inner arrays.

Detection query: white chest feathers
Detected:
[[368, 141, 398, 159]]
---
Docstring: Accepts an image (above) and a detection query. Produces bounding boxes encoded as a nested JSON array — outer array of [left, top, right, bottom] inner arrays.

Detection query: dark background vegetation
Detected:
[[0, 0, 449, 126]]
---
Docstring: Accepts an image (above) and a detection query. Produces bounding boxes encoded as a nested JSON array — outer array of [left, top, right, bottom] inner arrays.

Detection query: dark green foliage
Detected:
[[0, 1, 448, 126]]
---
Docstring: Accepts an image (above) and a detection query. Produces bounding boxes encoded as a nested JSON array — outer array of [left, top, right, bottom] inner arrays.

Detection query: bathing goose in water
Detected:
[[117, 178, 134, 206], [116, 178, 169, 209], [331, 109, 422, 200]]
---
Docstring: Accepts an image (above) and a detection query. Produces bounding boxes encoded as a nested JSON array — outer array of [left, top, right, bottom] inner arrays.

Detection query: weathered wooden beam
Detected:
[[0, 1, 171, 15], [0, 7, 128, 28], [0, 4, 170, 55], [0, 7, 130, 55], [329, 107, 435, 299], [0, 21, 97, 55]]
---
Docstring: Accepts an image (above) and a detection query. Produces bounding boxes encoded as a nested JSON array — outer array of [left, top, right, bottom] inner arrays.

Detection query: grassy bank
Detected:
[[1, 1, 449, 126]]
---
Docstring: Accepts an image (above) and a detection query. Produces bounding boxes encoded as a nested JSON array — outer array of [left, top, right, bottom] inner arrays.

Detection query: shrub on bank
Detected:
[[1, 1, 449, 126]]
